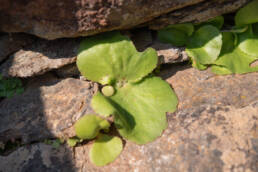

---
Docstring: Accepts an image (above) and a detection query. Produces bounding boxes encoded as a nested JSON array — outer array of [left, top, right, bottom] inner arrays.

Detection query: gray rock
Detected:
[[151, 41, 188, 64], [0, 143, 76, 172], [0, 33, 34, 63], [0, 38, 80, 77], [0, 0, 249, 40], [0, 74, 94, 144], [55, 63, 80, 78], [149, 0, 250, 29]]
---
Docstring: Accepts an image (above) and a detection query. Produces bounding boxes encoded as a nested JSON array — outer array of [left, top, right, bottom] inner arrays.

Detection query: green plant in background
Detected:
[[0, 74, 24, 98], [72, 31, 178, 166], [158, 0, 258, 75]]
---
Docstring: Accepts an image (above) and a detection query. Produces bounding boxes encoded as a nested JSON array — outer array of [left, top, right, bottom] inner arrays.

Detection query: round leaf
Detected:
[[91, 92, 116, 117], [77, 32, 158, 85], [75, 114, 110, 140], [238, 25, 258, 56], [186, 25, 222, 65], [235, 0, 258, 26], [213, 32, 258, 74], [196, 16, 224, 29], [158, 23, 194, 46], [90, 134, 122, 166], [158, 28, 188, 46], [92, 77, 178, 144]]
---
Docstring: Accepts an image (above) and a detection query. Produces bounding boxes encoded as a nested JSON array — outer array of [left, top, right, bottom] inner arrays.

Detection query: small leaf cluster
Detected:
[[71, 32, 178, 166], [0, 74, 24, 98], [158, 0, 258, 75]]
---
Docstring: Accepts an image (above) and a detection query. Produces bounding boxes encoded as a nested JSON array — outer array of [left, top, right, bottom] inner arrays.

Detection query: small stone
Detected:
[[151, 40, 189, 64], [0, 38, 80, 77]]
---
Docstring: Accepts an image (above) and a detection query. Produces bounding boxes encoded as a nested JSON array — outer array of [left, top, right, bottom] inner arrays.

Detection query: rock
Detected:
[[55, 63, 80, 78], [0, 74, 94, 144], [149, 0, 250, 29], [161, 66, 258, 109], [0, 143, 76, 172], [151, 41, 188, 64], [0, 0, 249, 40], [130, 29, 153, 52], [0, 67, 257, 171], [0, 38, 80, 77], [0, 33, 34, 63]]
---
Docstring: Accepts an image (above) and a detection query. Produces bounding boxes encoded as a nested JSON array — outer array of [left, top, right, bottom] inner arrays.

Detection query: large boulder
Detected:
[[0, 0, 249, 40]]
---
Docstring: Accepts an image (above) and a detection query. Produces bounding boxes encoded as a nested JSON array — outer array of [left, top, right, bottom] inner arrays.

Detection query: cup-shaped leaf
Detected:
[[212, 32, 258, 74], [186, 25, 222, 65], [75, 114, 110, 140], [77, 32, 158, 85], [235, 0, 258, 26], [90, 134, 122, 166], [91, 92, 117, 117], [158, 23, 194, 46], [196, 16, 224, 29], [92, 76, 178, 144], [238, 25, 258, 56]]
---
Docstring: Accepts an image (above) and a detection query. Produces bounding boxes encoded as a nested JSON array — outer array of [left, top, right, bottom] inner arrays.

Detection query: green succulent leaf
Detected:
[[235, 0, 258, 26], [67, 137, 81, 147], [92, 77, 178, 144], [90, 134, 122, 166], [196, 16, 224, 29], [253, 23, 258, 35], [166, 23, 194, 36], [238, 25, 258, 56], [212, 32, 258, 74], [0, 76, 24, 98], [186, 25, 222, 65], [75, 114, 110, 140], [158, 23, 194, 46], [91, 92, 116, 117], [211, 65, 233, 75], [191, 59, 208, 70], [77, 32, 158, 85], [228, 25, 248, 33]]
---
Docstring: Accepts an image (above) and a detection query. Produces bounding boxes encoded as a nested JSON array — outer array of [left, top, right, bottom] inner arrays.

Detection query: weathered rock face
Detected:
[[0, 66, 257, 171], [0, 38, 80, 77], [0, 33, 34, 63], [0, 74, 95, 144], [149, 0, 250, 29], [0, 0, 249, 39]]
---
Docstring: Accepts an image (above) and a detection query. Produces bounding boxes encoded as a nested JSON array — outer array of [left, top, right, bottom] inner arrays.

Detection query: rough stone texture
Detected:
[[55, 63, 80, 78], [0, 38, 80, 77], [0, 33, 34, 63], [0, 66, 257, 171], [152, 41, 188, 64], [0, 0, 249, 40], [149, 0, 250, 29], [0, 143, 76, 172], [162, 66, 258, 109], [0, 74, 95, 144]]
